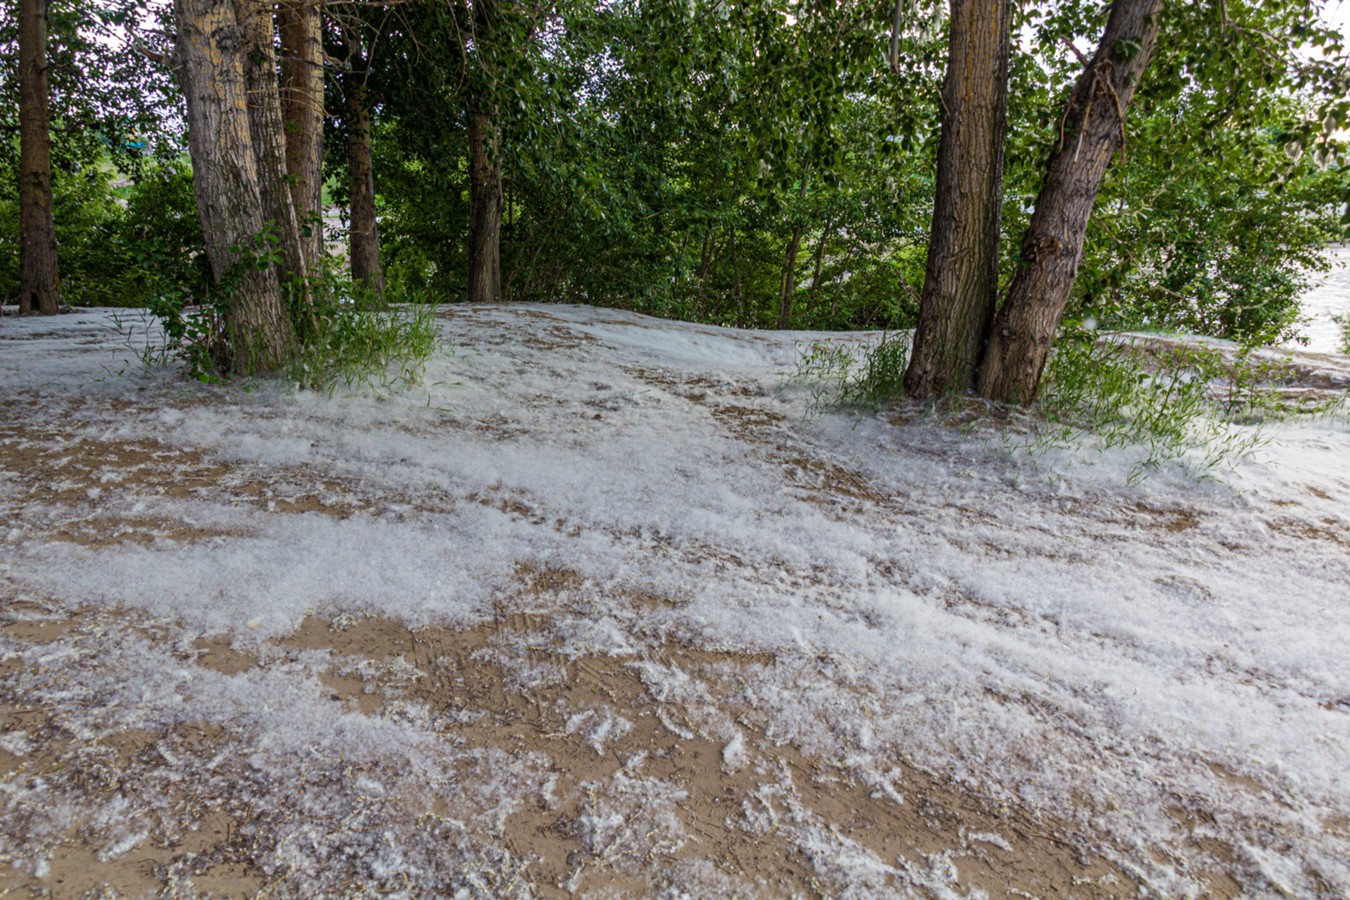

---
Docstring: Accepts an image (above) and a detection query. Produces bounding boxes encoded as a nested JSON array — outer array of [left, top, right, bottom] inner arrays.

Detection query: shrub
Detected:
[[1036, 329, 1273, 480], [284, 262, 439, 394], [792, 332, 910, 416]]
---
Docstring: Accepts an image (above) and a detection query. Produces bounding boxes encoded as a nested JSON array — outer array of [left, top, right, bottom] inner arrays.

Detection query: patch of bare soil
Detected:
[[1131, 502, 1201, 533], [0, 401, 514, 545], [1, 573, 1143, 897], [1266, 516, 1350, 546], [630, 366, 897, 517]]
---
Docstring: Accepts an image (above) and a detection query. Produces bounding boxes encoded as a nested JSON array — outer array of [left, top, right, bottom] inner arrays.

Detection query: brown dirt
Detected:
[[2, 581, 1140, 898], [4, 364, 1318, 896]]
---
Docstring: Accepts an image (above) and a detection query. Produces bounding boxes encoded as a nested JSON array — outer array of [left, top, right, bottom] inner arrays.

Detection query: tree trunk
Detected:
[[977, 0, 1164, 404], [278, 0, 324, 266], [902, 0, 1012, 398], [467, 110, 503, 304], [18, 0, 60, 316], [344, 73, 385, 297], [776, 177, 810, 330], [234, 0, 308, 295], [777, 222, 806, 329], [806, 218, 832, 311], [174, 0, 295, 373], [694, 229, 717, 315]]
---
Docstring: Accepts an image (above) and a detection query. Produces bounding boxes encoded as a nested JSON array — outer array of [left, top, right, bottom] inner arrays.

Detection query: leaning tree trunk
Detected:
[[174, 0, 296, 373], [344, 72, 385, 297], [278, 0, 324, 267], [902, 0, 1012, 398], [466, 110, 503, 304], [234, 0, 309, 296], [977, 0, 1164, 404], [18, 0, 60, 316]]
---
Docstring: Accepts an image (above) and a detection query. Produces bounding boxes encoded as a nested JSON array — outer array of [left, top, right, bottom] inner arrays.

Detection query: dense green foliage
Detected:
[[352, 0, 1347, 341], [1, 0, 189, 308], [5, 0, 1348, 359], [0, 158, 209, 308]]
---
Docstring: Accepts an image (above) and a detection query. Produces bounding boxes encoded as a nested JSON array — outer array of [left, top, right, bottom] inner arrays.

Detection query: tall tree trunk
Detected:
[[18, 0, 60, 316], [902, 0, 1012, 398], [278, 0, 324, 266], [805, 218, 832, 312], [777, 223, 806, 330], [467, 110, 503, 304], [234, 0, 308, 296], [174, 0, 295, 373], [776, 176, 810, 330], [977, 0, 1164, 404], [343, 69, 385, 296]]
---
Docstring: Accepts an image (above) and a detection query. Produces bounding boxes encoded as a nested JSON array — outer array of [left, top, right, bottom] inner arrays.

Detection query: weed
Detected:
[[1335, 312, 1350, 355], [791, 332, 909, 417], [1034, 330, 1275, 482], [283, 268, 438, 395]]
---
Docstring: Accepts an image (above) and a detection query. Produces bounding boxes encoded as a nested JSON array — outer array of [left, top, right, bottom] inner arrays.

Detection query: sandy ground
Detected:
[[0, 400, 1132, 897], [2, 304, 1348, 896]]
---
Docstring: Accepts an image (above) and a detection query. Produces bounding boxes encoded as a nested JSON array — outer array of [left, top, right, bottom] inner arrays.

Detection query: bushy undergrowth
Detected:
[[284, 273, 438, 395], [792, 333, 909, 416], [1031, 330, 1345, 480], [129, 256, 438, 393]]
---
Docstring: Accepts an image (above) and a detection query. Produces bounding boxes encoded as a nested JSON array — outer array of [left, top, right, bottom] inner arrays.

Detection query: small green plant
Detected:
[[1035, 330, 1271, 481], [283, 266, 438, 395], [144, 289, 229, 382], [792, 332, 909, 416], [133, 227, 440, 391], [1335, 312, 1350, 355]]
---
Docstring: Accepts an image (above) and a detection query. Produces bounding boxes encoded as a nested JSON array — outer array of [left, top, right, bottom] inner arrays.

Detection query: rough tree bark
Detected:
[[776, 176, 810, 330], [902, 0, 1012, 398], [174, 0, 296, 373], [343, 67, 385, 296], [805, 218, 832, 312], [234, 0, 308, 294], [18, 0, 60, 316], [977, 0, 1164, 403], [278, 0, 325, 266], [466, 110, 504, 304]]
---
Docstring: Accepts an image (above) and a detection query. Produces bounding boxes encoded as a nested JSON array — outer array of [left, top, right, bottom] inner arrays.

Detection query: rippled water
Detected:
[[1288, 244, 1350, 354]]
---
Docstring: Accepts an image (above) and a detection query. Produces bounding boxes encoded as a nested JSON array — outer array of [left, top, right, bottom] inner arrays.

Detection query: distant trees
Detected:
[[3, 0, 189, 310]]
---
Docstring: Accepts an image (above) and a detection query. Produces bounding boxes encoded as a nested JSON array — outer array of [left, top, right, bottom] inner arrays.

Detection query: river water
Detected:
[[1287, 244, 1350, 355]]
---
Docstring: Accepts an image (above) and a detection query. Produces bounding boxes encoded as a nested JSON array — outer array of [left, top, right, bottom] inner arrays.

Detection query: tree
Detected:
[[463, 0, 506, 304], [466, 105, 503, 304], [17, 0, 60, 315], [977, 0, 1164, 403], [335, 20, 385, 296], [173, 0, 296, 372], [234, 0, 309, 293], [902, 0, 1012, 398], [278, 0, 325, 267]]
